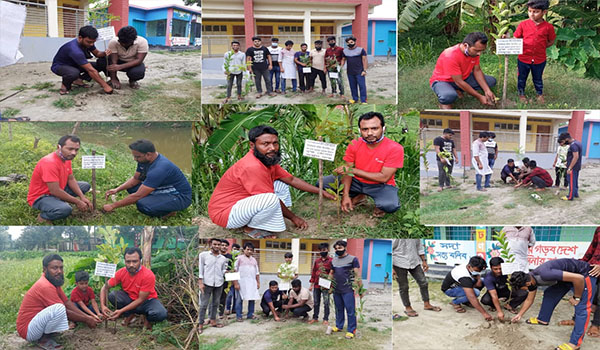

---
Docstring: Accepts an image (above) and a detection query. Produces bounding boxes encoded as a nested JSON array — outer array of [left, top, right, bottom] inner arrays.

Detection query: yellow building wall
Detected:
[[57, 0, 84, 38], [423, 115, 554, 152], [22, 0, 83, 37], [258, 239, 327, 275], [202, 20, 336, 56]]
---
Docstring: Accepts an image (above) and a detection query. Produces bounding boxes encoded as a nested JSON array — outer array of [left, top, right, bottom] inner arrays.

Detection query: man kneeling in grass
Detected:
[[103, 139, 192, 218], [17, 254, 102, 349], [208, 125, 334, 238]]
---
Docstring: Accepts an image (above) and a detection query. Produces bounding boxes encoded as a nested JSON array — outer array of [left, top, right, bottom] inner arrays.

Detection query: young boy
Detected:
[[234, 242, 260, 321], [70, 271, 102, 326], [309, 242, 333, 325], [553, 139, 569, 188], [501, 159, 519, 184], [277, 252, 298, 294], [512, 0, 556, 104]]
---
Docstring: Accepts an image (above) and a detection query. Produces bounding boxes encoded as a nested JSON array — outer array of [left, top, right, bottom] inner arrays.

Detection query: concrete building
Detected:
[[420, 110, 588, 170], [559, 117, 600, 160], [128, 3, 201, 46], [201, 0, 383, 57], [341, 18, 396, 56]]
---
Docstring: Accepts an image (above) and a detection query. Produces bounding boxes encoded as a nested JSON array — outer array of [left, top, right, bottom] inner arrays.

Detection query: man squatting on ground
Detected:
[[208, 125, 334, 238]]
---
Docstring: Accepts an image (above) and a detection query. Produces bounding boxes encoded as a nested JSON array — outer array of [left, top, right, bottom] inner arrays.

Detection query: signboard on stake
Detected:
[[82, 152, 105, 210], [96, 27, 115, 83], [496, 38, 523, 55], [303, 138, 338, 229], [94, 261, 117, 278]]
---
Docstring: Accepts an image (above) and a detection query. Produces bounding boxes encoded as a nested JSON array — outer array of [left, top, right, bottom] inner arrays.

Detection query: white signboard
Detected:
[[496, 38, 523, 55], [328, 72, 339, 79], [171, 37, 190, 46], [303, 139, 338, 162], [500, 262, 520, 275], [225, 272, 240, 281], [318, 277, 332, 289], [302, 67, 312, 73], [97, 26, 116, 41], [94, 261, 117, 277], [82, 155, 106, 169], [527, 242, 590, 269], [279, 282, 290, 291], [425, 240, 475, 266]]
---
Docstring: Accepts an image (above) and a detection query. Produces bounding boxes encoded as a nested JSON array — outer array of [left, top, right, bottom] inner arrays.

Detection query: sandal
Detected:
[[246, 229, 274, 239], [555, 343, 578, 350], [526, 317, 548, 326], [59, 89, 69, 95], [453, 304, 466, 313], [404, 310, 418, 317], [236, 318, 243, 322], [211, 323, 224, 328], [36, 338, 63, 350], [587, 325, 600, 337], [503, 305, 518, 314], [424, 306, 442, 312], [73, 82, 91, 88]]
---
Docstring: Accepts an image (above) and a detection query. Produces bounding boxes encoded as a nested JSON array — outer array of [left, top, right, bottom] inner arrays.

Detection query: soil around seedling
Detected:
[[201, 58, 397, 104], [420, 162, 600, 225], [393, 279, 600, 350], [0, 51, 200, 121]]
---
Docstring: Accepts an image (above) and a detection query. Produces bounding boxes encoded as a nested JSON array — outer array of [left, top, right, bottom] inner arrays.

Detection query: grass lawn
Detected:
[[0, 123, 191, 226], [399, 53, 600, 111], [419, 184, 491, 225]]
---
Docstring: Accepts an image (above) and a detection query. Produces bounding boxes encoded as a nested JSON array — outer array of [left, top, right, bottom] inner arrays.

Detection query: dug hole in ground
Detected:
[[0, 51, 200, 121], [201, 57, 396, 105], [419, 162, 600, 225], [393, 278, 600, 350], [198, 287, 392, 350]]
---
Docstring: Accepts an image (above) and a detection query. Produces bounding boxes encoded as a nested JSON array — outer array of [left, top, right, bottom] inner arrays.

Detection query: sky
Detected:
[[371, 0, 397, 19]]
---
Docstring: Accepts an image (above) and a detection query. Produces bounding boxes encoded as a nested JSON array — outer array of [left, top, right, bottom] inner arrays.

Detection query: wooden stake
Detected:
[[317, 136, 323, 230], [92, 150, 97, 210], [502, 55, 508, 108]]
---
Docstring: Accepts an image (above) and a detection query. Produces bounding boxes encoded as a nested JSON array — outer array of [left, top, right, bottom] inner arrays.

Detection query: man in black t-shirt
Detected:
[[480, 257, 528, 321], [559, 132, 583, 201], [260, 281, 287, 321], [433, 128, 458, 191], [246, 37, 275, 99], [509, 259, 597, 350], [442, 256, 492, 320]]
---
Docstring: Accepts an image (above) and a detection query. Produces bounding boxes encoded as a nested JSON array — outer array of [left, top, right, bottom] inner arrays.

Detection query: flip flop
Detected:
[[59, 89, 69, 95], [503, 305, 518, 314], [424, 306, 442, 312], [555, 343, 578, 350], [211, 323, 224, 328], [404, 310, 418, 317], [452, 304, 466, 313], [526, 317, 548, 326], [36, 338, 63, 350], [73, 83, 91, 88], [246, 229, 274, 239]]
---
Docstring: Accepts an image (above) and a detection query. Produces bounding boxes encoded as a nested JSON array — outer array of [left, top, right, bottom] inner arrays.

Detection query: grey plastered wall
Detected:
[[18, 37, 72, 63]]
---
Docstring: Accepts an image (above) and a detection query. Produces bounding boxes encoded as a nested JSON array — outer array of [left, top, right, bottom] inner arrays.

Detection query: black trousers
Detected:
[[52, 61, 102, 90], [309, 68, 327, 90], [298, 70, 309, 91], [530, 176, 548, 189], [481, 286, 528, 310], [95, 58, 146, 82], [260, 299, 283, 317]]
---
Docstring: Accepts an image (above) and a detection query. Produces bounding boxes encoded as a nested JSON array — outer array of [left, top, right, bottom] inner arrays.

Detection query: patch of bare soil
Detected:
[[393, 280, 600, 350], [0, 51, 200, 121], [201, 58, 396, 104]]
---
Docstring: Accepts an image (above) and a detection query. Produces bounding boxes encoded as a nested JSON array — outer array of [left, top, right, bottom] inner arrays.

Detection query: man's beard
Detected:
[[45, 271, 64, 287], [254, 148, 281, 167]]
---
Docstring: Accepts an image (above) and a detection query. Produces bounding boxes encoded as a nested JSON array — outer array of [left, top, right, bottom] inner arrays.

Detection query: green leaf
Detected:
[[556, 27, 579, 41], [547, 45, 559, 60], [574, 28, 596, 37], [573, 48, 589, 64], [582, 38, 600, 58], [207, 108, 275, 154]]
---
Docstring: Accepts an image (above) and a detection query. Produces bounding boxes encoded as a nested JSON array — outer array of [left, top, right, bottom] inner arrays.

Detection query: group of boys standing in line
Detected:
[[198, 239, 362, 340], [222, 36, 369, 103]]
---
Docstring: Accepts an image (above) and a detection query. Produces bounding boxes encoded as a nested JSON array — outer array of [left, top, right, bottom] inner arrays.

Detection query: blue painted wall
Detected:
[[128, 6, 200, 46], [590, 122, 600, 159], [362, 240, 392, 284], [343, 20, 397, 56], [559, 121, 600, 158]]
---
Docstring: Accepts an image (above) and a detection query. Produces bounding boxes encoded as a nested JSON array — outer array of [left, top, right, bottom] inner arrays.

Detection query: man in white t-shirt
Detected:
[[309, 40, 327, 94], [441, 256, 492, 320], [268, 38, 283, 93], [96, 26, 148, 89]]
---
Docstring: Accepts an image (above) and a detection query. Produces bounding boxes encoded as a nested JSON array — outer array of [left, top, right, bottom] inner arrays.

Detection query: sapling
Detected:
[[325, 174, 346, 221], [325, 57, 339, 91]]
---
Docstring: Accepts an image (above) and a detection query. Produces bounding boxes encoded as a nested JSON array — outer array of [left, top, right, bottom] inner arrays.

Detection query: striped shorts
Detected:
[[26, 303, 69, 341], [226, 180, 292, 232]]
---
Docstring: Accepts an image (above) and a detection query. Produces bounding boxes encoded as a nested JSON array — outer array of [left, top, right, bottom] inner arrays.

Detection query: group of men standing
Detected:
[[222, 36, 369, 103]]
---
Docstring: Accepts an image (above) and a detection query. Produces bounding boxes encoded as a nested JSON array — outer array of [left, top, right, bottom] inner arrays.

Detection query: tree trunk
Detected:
[[141, 226, 154, 269], [33, 137, 41, 149], [71, 121, 81, 135]]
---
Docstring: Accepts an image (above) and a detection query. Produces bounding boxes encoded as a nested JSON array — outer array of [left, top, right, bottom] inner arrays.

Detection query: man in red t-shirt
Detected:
[[100, 247, 167, 330], [429, 32, 497, 109], [27, 134, 92, 223], [16, 254, 101, 348], [325, 36, 345, 98], [324, 112, 404, 217], [208, 125, 334, 238], [511, 0, 556, 103], [514, 160, 553, 190]]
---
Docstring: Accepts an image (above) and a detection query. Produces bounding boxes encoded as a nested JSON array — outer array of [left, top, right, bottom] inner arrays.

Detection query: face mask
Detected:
[[320, 251, 328, 258], [464, 44, 470, 56], [316, 47, 322, 51], [329, 43, 336, 47], [470, 270, 481, 276], [335, 250, 345, 256], [272, 43, 278, 47], [347, 43, 355, 48]]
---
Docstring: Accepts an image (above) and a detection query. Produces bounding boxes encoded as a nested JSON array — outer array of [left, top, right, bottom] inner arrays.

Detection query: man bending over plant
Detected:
[[208, 125, 335, 238], [100, 247, 167, 330], [323, 112, 404, 218]]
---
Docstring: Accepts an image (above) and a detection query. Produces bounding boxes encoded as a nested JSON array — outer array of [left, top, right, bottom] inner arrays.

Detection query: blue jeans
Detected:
[[281, 78, 297, 92], [312, 287, 330, 321], [127, 184, 191, 217], [225, 287, 237, 312], [566, 169, 580, 200], [235, 292, 255, 319], [270, 65, 281, 91], [488, 157, 495, 168], [444, 286, 480, 305], [347, 73, 367, 102], [517, 60, 546, 96], [475, 174, 492, 190], [321, 175, 400, 213], [431, 72, 497, 105], [75, 302, 97, 314], [32, 181, 90, 221], [108, 290, 167, 322], [537, 276, 597, 347], [333, 292, 356, 333]]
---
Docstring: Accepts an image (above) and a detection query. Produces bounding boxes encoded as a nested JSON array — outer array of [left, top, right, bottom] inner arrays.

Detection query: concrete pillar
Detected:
[[568, 110, 585, 142], [303, 10, 311, 48], [243, 0, 255, 49], [460, 110, 472, 167], [46, 0, 59, 37], [370, 21, 376, 56], [291, 239, 300, 270], [519, 110, 528, 154], [365, 240, 374, 283], [347, 239, 364, 275], [165, 8, 173, 46], [353, 3, 369, 49], [108, 0, 129, 33]]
